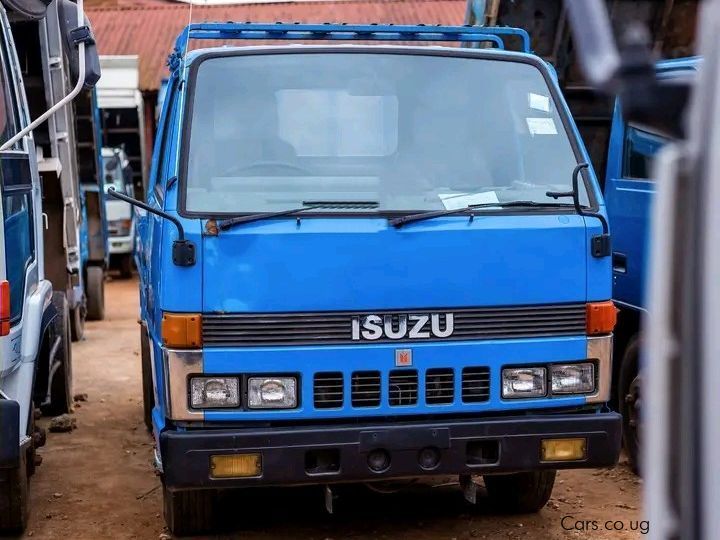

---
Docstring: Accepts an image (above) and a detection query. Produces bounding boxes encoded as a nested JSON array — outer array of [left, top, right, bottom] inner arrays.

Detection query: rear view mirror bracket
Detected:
[[107, 188, 196, 267]]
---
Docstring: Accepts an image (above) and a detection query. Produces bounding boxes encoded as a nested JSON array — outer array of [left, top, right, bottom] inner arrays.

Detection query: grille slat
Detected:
[[314, 372, 343, 409], [389, 369, 418, 406], [426, 368, 455, 405], [462, 367, 491, 403], [351, 371, 381, 407], [203, 304, 586, 347]]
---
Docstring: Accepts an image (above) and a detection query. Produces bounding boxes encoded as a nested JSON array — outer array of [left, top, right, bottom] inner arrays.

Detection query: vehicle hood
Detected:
[[200, 214, 589, 312]]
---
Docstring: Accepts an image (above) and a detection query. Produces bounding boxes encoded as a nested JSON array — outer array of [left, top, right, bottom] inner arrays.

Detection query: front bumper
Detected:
[[0, 399, 20, 469], [160, 411, 621, 490]]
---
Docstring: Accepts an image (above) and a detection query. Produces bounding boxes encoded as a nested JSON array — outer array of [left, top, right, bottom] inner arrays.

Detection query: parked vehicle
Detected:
[[112, 22, 621, 536], [0, 0, 101, 533], [604, 57, 699, 472], [97, 56, 147, 202], [103, 147, 135, 277], [11, 0, 108, 336]]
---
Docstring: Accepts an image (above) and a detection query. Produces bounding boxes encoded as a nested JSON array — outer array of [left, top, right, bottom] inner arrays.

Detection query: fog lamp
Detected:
[[190, 377, 240, 408], [248, 377, 297, 409], [502, 367, 546, 398], [551, 363, 595, 394], [541, 438, 587, 462], [210, 453, 262, 478]]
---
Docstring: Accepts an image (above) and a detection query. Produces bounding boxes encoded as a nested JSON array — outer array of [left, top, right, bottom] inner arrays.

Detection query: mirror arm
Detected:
[[571, 163, 611, 258], [107, 188, 196, 267], [0, 0, 87, 152]]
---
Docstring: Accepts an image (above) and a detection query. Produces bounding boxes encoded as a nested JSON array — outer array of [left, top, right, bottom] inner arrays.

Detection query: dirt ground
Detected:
[[17, 278, 646, 539]]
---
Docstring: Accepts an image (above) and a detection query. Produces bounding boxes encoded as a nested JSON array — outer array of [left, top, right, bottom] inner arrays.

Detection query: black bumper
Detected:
[[0, 399, 20, 469], [161, 412, 621, 490]]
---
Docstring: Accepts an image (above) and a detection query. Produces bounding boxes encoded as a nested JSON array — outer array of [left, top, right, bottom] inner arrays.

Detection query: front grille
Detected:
[[351, 371, 381, 407], [426, 368, 454, 405], [202, 303, 586, 347], [462, 367, 490, 403], [388, 369, 418, 406], [314, 372, 344, 409]]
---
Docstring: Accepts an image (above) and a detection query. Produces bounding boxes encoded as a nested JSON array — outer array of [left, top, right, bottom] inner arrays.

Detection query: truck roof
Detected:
[[169, 22, 533, 75]]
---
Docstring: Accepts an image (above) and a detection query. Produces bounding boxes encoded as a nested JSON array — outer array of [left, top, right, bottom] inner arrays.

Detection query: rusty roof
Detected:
[[88, 0, 467, 91]]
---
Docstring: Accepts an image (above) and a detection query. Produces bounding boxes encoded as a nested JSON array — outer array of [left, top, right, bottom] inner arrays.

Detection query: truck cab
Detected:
[[122, 23, 622, 536], [102, 146, 135, 277], [604, 57, 700, 472]]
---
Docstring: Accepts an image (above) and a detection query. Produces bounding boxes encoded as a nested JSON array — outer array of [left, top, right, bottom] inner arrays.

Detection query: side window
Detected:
[[153, 83, 178, 203], [622, 125, 668, 180], [2, 158, 35, 323]]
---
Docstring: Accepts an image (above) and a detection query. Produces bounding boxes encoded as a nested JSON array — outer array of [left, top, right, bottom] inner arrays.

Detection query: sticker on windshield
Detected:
[[526, 117, 558, 136], [439, 191, 500, 210], [528, 93, 551, 113]]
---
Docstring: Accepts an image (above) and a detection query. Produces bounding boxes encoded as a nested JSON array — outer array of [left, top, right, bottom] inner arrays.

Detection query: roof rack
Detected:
[[169, 22, 531, 69]]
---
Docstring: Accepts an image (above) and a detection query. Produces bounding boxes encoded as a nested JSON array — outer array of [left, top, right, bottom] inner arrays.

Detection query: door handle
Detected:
[[612, 252, 627, 274]]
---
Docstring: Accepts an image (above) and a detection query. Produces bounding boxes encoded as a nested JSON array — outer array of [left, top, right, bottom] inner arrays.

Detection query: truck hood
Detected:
[[200, 214, 588, 312]]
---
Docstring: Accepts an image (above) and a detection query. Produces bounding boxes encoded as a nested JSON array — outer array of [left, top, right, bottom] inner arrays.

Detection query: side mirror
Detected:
[[107, 189, 195, 267], [57, 0, 101, 89], [1, 0, 50, 19]]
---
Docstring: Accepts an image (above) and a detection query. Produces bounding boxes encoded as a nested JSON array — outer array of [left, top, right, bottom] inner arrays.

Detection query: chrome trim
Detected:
[[163, 348, 203, 421], [585, 335, 613, 404]]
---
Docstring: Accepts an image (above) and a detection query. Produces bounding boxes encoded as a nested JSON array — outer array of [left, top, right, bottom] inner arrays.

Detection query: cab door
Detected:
[[604, 106, 667, 310]]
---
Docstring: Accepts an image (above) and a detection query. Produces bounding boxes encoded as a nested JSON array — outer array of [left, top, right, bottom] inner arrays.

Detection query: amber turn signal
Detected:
[[210, 453, 262, 478], [541, 438, 587, 462], [161, 313, 202, 348], [586, 301, 618, 335]]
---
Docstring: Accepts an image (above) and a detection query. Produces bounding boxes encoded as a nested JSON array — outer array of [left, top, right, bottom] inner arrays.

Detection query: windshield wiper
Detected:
[[389, 201, 577, 228], [217, 200, 379, 231]]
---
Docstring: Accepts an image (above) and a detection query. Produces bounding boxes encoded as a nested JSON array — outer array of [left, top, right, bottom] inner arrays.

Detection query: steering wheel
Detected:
[[221, 161, 312, 176]]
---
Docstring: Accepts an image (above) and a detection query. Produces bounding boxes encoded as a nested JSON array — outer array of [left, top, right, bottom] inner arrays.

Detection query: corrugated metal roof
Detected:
[[88, 0, 467, 91]]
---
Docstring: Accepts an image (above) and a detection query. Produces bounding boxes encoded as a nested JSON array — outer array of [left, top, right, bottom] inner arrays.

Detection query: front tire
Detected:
[[69, 304, 85, 342], [119, 254, 133, 279], [85, 266, 105, 321], [162, 484, 219, 537], [483, 470, 556, 513], [619, 337, 641, 474], [0, 444, 29, 534], [42, 292, 73, 416]]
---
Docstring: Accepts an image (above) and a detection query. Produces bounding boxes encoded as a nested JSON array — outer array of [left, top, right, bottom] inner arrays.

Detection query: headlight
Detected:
[[551, 363, 595, 394], [502, 367, 546, 399], [248, 377, 297, 409], [190, 377, 240, 408]]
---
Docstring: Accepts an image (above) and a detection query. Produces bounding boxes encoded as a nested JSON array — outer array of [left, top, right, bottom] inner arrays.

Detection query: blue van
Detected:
[[111, 23, 622, 535], [604, 57, 700, 472]]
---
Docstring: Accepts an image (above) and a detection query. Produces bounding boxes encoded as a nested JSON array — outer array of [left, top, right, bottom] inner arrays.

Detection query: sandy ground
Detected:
[[17, 278, 646, 539]]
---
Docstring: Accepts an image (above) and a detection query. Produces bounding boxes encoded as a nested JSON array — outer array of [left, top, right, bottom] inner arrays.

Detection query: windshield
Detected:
[[184, 52, 588, 214]]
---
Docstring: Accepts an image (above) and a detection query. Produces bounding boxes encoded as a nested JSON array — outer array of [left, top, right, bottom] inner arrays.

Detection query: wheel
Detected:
[[85, 266, 105, 321], [42, 292, 73, 416], [70, 304, 85, 342], [618, 337, 641, 474], [0, 443, 29, 534], [483, 470, 556, 513], [162, 483, 219, 536], [119, 254, 134, 279], [140, 325, 155, 432]]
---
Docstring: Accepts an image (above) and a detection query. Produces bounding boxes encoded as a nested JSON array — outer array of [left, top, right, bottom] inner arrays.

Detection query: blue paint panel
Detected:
[[203, 336, 588, 421], [3, 201, 32, 321], [197, 215, 588, 314]]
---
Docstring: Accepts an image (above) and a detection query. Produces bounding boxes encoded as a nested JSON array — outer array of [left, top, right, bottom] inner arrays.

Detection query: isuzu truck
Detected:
[[111, 22, 622, 536]]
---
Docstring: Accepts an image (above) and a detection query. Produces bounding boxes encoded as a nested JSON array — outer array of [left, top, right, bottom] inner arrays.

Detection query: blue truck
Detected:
[[110, 22, 622, 535], [604, 57, 699, 472]]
